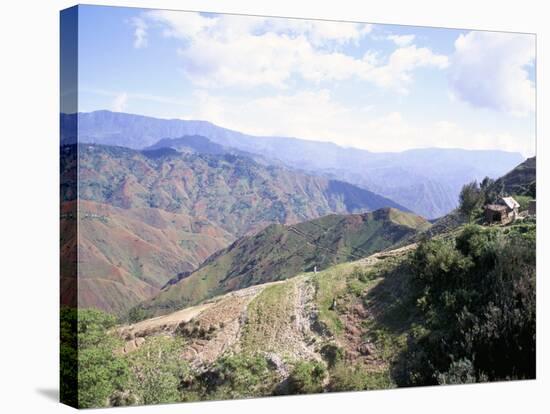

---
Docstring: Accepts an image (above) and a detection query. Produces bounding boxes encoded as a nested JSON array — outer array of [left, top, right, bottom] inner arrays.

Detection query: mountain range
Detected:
[[61, 143, 407, 314], [62, 111, 524, 218]]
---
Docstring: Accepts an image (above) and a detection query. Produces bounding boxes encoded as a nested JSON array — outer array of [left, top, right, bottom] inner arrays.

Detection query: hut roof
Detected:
[[486, 204, 507, 212], [501, 196, 520, 210]]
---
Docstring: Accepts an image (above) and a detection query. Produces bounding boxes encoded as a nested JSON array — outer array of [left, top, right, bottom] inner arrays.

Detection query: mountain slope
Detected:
[[62, 144, 406, 314], [68, 143, 408, 236], [117, 242, 419, 385], [489, 156, 536, 196], [137, 208, 430, 317], [67, 110, 524, 218]]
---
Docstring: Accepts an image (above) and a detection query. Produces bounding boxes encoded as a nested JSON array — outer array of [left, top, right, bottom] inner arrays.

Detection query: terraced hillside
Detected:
[[135, 208, 430, 318], [68, 220, 535, 407], [117, 243, 417, 381]]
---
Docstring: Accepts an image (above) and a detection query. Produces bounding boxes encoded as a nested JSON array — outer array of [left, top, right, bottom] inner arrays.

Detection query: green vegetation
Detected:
[[313, 265, 348, 336], [140, 207, 428, 319], [514, 194, 534, 212], [394, 223, 536, 385], [189, 355, 280, 400], [125, 336, 190, 405], [458, 181, 484, 221], [489, 156, 536, 197], [240, 283, 295, 354], [66, 219, 535, 406], [286, 361, 326, 394], [65, 308, 130, 408], [61, 308, 191, 408], [328, 363, 393, 392]]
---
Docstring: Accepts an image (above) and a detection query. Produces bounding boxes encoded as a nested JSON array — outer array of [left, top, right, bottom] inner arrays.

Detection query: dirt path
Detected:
[[292, 276, 323, 360], [116, 243, 418, 364], [117, 302, 213, 340], [357, 243, 417, 267]]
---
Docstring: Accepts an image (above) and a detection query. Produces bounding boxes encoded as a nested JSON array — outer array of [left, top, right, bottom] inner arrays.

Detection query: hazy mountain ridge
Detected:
[[64, 111, 524, 218]]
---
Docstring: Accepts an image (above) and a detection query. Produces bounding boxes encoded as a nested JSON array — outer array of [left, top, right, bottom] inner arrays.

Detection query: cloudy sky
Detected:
[[77, 5, 536, 156]]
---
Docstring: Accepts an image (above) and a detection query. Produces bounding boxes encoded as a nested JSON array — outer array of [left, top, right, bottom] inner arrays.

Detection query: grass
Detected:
[[328, 362, 395, 392], [239, 282, 295, 353], [313, 264, 349, 336]]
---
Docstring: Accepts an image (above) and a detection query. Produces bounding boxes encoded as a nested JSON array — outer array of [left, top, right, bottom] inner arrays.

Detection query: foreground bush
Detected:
[[396, 224, 535, 385], [286, 361, 326, 394]]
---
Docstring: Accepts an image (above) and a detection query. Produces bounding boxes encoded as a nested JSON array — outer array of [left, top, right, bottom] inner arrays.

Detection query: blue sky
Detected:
[[75, 5, 536, 156]]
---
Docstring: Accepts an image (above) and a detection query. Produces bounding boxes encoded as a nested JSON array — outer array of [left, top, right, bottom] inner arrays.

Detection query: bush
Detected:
[[320, 344, 344, 368], [76, 309, 130, 408], [189, 354, 278, 400], [436, 359, 478, 385], [514, 195, 533, 212], [126, 336, 190, 405], [397, 224, 536, 386], [287, 361, 326, 394], [329, 363, 393, 392], [127, 306, 151, 323]]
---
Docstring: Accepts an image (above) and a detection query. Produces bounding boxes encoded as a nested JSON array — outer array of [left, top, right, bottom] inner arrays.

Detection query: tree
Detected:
[[458, 181, 484, 221], [77, 309, 130, 408], [480, 176, 497, 204]]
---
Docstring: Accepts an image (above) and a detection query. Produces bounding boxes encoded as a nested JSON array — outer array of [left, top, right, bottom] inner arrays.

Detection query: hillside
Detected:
[[61, 144, 406, 314], [65, 110, 524, 218], [67, 144, 407, 236], [489, 156, 536, 197], [61, 200, 232, 315], [136, 208, 430, 317], [119, 242, 418, 382], [69, 218, 535, 407]]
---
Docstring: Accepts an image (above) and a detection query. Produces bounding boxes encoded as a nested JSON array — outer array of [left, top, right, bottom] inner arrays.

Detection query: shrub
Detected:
[[76, 309, 130, 408], [329, 363, 393, 392], [320, 344, 344, 368], [192, 354, 278, 400], [397, 224, 536, 386], [126, 336, 190, 405], [287, 361, 326, 394], [436, 359, 478, 385]]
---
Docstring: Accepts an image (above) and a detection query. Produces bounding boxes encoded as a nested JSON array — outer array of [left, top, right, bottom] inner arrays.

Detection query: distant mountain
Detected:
[[62, 143, 406, 314], [65, 110, 524, 218], [136, 207, 431, 317], [145, 135, 232, 156]]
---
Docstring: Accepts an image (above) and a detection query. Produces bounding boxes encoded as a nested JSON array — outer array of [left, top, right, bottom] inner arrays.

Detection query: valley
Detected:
[[60, 112, 536, 408]]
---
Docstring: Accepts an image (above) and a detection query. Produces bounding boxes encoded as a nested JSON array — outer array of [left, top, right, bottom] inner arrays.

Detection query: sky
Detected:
[[75, 5, 536, 156]]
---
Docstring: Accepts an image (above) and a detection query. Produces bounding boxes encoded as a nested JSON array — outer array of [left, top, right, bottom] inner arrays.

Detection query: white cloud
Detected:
[[387, 34, 415, 47], [131, 17, 148, 49], [137, 11, 446, 93], [264, 19, 373, 46], [368, 45, 449, 93], [111, 92, 128, 112], [186, 90, 533, 155], [449, 31, 535, 116]]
